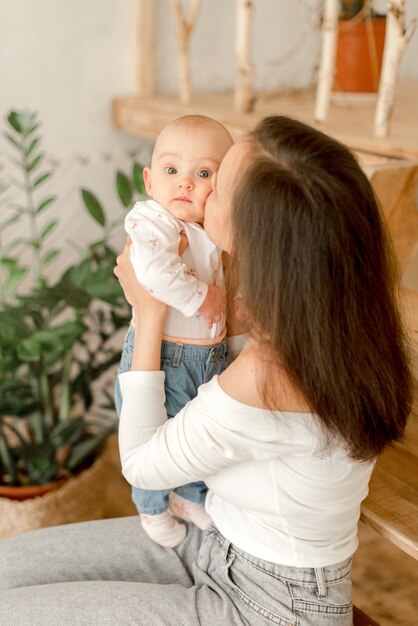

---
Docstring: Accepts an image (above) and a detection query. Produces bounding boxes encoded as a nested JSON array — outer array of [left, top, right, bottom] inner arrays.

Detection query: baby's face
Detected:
[[144, 125, 232, 223]]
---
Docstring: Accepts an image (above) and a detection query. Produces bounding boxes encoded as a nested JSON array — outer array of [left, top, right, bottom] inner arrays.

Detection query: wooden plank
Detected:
[[135, 0, 155, 96], [360, 411, 418, 560], [353, 605, 382, 626], [113, 80, 418, 159], [369, 165, 418, 272], [113, 92, 418, 285]]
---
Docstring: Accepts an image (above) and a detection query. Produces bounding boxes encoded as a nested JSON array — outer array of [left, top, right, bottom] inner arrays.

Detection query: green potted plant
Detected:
[[0, 110, 144, 536], [334, 0, 387, 94]]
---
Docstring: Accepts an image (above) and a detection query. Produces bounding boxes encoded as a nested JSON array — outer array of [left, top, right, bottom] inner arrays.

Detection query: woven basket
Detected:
[[0, 451, 111, 539]]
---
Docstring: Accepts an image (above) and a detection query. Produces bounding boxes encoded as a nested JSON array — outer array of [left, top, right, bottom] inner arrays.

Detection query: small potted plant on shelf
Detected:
[[334, 0, 387, 95], [0, 110, 144, 537]]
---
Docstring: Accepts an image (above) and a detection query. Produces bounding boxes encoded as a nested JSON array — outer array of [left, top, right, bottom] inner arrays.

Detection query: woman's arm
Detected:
[[114, 238, 166, 371], [114, 240, 258, 491], [114, 240, 244, 489]]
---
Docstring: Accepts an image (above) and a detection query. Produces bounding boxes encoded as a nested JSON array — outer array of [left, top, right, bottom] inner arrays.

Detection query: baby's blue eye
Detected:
[[164, 166, 177, 175], [197, 169, 210, 179]]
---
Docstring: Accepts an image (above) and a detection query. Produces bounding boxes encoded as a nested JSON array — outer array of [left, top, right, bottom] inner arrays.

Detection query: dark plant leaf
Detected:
[[26, 137, 40, 157], [81, 189, 106, 226], [66, 427, 115, 471], [36, 196, 56, 214], [49, 419, 85, 448], [41, 249, 60, 267], [28, 153, 44, 173], [33, 172, 52, 189], [3, 132, 21, 150], [116, 171, 132, 208], [40, 219, 58, 240]]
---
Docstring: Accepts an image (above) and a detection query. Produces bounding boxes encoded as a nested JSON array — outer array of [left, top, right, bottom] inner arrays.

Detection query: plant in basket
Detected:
[[0, 110, 145, 505]]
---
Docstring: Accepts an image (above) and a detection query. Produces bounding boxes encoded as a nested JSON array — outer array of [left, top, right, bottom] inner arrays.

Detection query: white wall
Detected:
[[0, 0, 151, 278], [1, 0, 417, 277]]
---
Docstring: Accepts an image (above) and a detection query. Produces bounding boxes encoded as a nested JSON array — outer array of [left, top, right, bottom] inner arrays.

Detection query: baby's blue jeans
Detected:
[[115, 326, 230, 515]]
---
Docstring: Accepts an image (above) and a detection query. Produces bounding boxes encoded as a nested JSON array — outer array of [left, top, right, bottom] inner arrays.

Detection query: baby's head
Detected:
[[143, 115, 233, 223]]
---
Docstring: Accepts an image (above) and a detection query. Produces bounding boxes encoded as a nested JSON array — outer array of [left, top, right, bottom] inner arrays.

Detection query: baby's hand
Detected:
[[198, 285, 225, 329]]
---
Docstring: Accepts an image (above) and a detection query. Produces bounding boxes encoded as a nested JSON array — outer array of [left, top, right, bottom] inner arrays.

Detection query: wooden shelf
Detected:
[[113, 80, 418, 160], [112, 85, 418, 284]]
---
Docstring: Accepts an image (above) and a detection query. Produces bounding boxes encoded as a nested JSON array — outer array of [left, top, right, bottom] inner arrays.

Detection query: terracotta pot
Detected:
[[334, 17, 386, 93], [0, 480, 65, 501]]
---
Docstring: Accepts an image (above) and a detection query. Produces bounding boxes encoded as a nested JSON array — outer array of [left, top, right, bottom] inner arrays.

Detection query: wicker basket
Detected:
[[0, 451, 111, 539]]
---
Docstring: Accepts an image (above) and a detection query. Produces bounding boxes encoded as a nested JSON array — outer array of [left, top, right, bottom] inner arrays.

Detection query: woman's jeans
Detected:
[[115, 326, 230, 514], [0, 518, 354, 626]]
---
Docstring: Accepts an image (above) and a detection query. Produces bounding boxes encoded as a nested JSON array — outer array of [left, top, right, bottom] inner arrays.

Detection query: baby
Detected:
[[115, 115, 234, 547]]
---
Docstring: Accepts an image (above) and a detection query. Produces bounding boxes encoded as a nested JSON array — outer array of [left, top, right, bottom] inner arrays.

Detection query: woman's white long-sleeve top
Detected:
[[118, 371, 374, 567]]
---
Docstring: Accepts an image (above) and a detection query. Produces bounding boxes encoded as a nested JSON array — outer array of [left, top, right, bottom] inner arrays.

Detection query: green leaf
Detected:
[[1, 257, 19, 271], [7, 111, 37, 136], [40, 218, 58, 240], [49, 419, 84, 448], [116, 171, 132, 208], [47, 321, 86, 344], [0, 259, 29, 294], [0, 427, 18, 484], [27, 153, 44, 172], [81, 189, 106, 226], [0, 213, 20, 230], [26, 137, 40, 157], [132, 163, 146, 196], [28, 238, 41, 250], [17, 338, 43, 361], [7, 111, 24, 134], [4, 267, 28, 294], [36, 196, 56, 214], [41, 249, 60, 267], [16, 324, 84, 367], [66, 427, 114, 471], [33, 172, 52, 189], [25, 122, 40, 137], [3, 131, 21, 150], [0, 309, 32, 343], [52, 276, 91, 308], [20, 442, 57, 484]]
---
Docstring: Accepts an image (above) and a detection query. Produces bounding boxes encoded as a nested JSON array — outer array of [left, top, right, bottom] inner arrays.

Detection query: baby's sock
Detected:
[[140, 511, 187, 548], [169, 493, 212, 530]]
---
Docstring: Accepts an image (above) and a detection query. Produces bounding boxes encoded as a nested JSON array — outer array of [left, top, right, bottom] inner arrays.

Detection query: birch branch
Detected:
[[374, 0, 417, 138], [234, 0, 255, 114], [314, 0, 339, 122], [136, 0, 155, 96], [170, 0, 201, 104]]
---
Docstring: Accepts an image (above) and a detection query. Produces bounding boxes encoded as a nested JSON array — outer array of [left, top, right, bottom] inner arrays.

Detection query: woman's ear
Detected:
[[143, 167, 152, 196]]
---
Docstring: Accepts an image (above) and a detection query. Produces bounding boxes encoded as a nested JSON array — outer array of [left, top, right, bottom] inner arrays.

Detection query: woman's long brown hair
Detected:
[[232, 116, 413, 461]]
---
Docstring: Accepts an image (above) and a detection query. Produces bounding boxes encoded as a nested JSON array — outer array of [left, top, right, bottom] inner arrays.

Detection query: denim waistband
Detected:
[[208, 525, 353, 585], [161, 338, 228, 363]]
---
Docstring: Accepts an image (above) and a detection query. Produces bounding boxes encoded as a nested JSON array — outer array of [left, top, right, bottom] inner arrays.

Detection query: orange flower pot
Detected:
[[333, 17, 386, 93]]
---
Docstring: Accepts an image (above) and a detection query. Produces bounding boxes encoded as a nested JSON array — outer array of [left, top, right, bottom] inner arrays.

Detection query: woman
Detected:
[[0, 116, 411, 626]]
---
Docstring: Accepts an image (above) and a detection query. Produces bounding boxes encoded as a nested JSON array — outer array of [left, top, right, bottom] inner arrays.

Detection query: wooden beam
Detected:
[[112, 81, 418, 159], [135, 0, 156, 97], [234, 0, 255, 114], [374, 0, 417, 138], [315, 0, 339, 122], [170, 0, 201, 104]]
